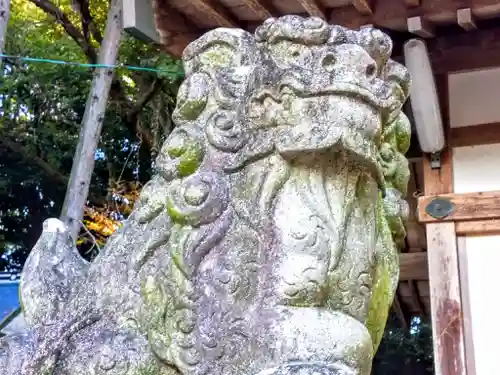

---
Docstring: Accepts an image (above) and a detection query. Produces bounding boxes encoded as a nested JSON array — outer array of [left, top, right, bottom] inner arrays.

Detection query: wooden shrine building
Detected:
[[123, 1, 500, 374]]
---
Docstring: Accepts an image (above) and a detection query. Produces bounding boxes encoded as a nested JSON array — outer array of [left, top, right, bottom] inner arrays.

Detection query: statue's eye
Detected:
[[289, 45, 302, 58], [285, 43, 310, 63]]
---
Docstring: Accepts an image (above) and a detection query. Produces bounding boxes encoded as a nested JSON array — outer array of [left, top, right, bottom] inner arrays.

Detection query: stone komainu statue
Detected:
[[0, 16, 411, 375]]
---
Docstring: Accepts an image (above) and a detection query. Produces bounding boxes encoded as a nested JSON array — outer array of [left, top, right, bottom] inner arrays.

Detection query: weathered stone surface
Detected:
[[0, 16, 411, 375]]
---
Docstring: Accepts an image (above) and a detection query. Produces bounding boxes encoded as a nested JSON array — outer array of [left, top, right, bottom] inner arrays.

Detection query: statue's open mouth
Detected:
[[277, 82, 390, 110], [261, 81, 388, 190]]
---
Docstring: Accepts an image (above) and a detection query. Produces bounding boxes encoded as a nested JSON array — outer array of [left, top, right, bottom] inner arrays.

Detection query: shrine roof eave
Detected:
[[123, 0, 500, 61]]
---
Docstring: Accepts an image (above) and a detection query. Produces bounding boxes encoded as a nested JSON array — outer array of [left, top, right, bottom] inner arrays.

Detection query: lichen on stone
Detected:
[[3, 16, 412, 375]]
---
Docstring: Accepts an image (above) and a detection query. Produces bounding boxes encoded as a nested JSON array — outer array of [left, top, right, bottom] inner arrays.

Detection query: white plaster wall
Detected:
[[452, 143, 500, 375], [449, 68, 500, 128]]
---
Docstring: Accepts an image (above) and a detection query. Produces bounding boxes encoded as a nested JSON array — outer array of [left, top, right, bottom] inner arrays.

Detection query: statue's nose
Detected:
[[320, 51, 378, 80]]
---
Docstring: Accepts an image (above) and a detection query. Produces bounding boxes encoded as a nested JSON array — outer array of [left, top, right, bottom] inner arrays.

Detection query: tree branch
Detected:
[[131, 79, 161, 118], [125, 79, 161, 149], [73, 0, 104, 44], [29, 0, 98, 63], [1, 137, 68, 185], [31, 0, 160, 151]]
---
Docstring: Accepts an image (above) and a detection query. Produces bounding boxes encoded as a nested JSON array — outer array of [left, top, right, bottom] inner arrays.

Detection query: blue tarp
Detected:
[[0, 282, 21, 321]]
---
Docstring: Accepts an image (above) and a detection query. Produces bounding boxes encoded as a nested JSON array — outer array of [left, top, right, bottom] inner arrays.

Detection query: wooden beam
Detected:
[[152, 0, 500, 63], [455, 219, 500, 236], [422, 150, 467, 375], [449, 123, 500, 148], [152, 0, 201, 54], [404, 0, 420, 7], [352, 0, 373, 16], [399, 252, 428, 280], [422, 152, 452, 197], [427, 27, 500, 74], [405, 161, 427, 249], [188, 0, 238, 28], [241, 0, 277, 19], [418, 190, 500, 223], [457, 8, 476, 31], [456, 237, 477, 375], [408, 280, 427, 317], [393, 290, 409, 329], [408, 16, 434, 38], [331, 0, 500, 33], [296, 0, 326, 19], [426, 222, 466, 375]]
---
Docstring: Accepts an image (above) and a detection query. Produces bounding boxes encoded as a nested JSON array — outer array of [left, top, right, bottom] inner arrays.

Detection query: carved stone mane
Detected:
[[1, 16, 411, 375]]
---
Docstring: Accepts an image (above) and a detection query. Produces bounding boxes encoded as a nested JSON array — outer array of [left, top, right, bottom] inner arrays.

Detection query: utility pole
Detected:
[[61, 0, 123, 242]]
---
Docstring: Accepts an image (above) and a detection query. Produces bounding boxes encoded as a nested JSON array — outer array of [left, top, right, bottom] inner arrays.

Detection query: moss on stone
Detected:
[[176, 142, 204, 177], [166, 201, 190, 226], [167, 224, 190, 278], [395, 115, 411, 154], [366, 261, 391, 352], [177, 98, 207, 121], [199, 45, 235, 68], [365, 194, 399, 354], [141, 275, 163, 307], [167, 144, 185, 158]]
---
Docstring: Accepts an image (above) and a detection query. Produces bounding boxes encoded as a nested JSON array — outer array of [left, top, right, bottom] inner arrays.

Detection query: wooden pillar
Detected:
[[422, 150, 467, 375]]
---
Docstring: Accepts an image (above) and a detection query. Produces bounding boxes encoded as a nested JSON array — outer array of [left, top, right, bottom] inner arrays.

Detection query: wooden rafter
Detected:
[[296, 0, 326, 19], [457, 8, 477, 31], [404, 0, 420, 7], [351, 0, 372, 16], [148, 0, 500, 58], [152, 0, 201, 55], [240, 0, 277, 19], [408, 16, 434, 38], [152, 1, 199, 34], [393, 289, 409, 329], [407, 280, 426, 317], [188, 0, 238, 28]]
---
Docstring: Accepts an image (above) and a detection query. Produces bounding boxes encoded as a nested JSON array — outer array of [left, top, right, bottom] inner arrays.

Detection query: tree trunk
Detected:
[[60, 0, 123, 242], [0, 0, 11, 56]]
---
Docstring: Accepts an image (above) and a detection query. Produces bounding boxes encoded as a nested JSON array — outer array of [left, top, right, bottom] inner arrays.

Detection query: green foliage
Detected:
[[0, 0, 182, 270], [8, 0, 90, 69], [373, 313, 434, 374]]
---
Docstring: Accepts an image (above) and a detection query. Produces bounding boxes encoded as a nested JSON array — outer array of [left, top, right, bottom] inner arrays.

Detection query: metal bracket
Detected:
[[430, 152, 441, 169], [425, 197, 455, 220]]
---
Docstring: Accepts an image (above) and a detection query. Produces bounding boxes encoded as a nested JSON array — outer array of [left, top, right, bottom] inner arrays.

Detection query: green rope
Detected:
[[0, 53, 184, 76]]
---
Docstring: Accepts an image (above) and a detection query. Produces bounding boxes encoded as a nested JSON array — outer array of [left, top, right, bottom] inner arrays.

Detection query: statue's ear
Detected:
[[385, 60, 411, 106], [173, 29, 261, 126], [182, 28, 260, 75]]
